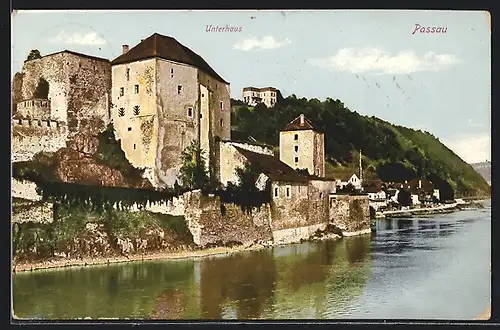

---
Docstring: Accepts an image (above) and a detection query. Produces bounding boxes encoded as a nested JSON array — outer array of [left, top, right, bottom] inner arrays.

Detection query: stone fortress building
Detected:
[[242, 86, 280, 108], [279, 114, 325, 177], [110, 33, 230, 187], [12, 32, 370, 245], [11, 50, 112, 161]]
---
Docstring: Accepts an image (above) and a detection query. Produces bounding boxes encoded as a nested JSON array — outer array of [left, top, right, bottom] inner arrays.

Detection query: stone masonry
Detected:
[[329, 194, 371, 235]]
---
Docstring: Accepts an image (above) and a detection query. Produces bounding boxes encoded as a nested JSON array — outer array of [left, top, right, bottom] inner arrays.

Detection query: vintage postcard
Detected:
[[11, 10, 491, 321]]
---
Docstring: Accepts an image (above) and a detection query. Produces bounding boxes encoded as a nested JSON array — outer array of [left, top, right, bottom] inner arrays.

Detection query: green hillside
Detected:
[[230, 95, 490, 198]]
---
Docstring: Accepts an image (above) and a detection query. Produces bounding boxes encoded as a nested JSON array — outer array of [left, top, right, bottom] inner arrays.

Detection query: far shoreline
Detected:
[[376, 198, 490, 219]]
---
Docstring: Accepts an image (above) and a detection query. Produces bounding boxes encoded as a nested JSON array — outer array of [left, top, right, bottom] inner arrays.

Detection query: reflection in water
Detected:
[[198, 249, 277, 319], [12, 203, 490, 320], [12, 237, 371, 320]]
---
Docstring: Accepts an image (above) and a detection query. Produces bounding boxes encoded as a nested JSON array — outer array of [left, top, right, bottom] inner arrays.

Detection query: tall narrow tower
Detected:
[[279, 114, 325, 177]]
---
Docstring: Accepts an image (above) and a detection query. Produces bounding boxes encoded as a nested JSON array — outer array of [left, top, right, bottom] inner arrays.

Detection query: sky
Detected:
[[11, 10, 491, 164]]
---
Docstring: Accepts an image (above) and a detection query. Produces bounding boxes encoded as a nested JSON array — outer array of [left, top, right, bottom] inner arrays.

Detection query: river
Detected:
[[12, 200, 491, 320]]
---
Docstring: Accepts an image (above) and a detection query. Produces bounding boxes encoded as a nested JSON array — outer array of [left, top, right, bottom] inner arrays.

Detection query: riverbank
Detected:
[[380, 203, 458, 218], [13, 231, 350, 273], [12, 243, 270, 274]]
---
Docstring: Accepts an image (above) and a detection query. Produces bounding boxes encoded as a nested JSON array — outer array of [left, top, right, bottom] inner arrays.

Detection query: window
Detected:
[[202, 93, 205, 97], [286, 186, 291, 199], [294, 145, 299, 152], [133, 105, 140, 115], [126, 69, 130, 81], [220, 101, 224, 110], [274, 187, 279, 198], [319, 193, 323, 198], [187, 107, 193, 118], [295, 156, 299, 163], [171, 68, 174, 78], [118, 107, 125, 117], [133, 143, 136, 150], [178, 85, 182, 94], [120, 87, 124, 96], [294, 134, 298, 140], [220, 119, 223, 127], [128, 127, 132, 131], [134, 85, 139, 94]]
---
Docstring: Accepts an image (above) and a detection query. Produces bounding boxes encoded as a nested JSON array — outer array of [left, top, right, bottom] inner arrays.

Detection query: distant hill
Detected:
[[230, 96, 491, 198], [471, 161, 491, 185]]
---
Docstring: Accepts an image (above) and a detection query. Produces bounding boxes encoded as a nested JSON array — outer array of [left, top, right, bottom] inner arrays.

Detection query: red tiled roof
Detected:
[[282, 114, 317, 132], [234, 146, 310, 182], [111, 33, 228, 84]]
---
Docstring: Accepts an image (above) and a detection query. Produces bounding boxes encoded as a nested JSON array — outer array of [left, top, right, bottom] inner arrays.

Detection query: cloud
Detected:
[[49, 31, 107, 46], [233, 36, 291, 51], [308, 48, 462, 74], [444, 133, 491, 164]]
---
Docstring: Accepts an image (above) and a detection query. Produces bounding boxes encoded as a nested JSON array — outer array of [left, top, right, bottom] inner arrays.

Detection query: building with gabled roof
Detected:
[[279, 114, 325, 177], [110, 33, 230, 188]]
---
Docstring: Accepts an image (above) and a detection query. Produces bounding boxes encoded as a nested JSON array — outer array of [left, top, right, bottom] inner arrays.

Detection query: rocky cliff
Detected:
[[13, 127, 152, 189]]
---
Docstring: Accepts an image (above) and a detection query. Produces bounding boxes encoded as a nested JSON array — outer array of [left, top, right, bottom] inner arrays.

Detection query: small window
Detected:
[[286, 186, 291, 198], [187, 107, 193, 117], [133, 143, 136, 150], [294, 134, 298, 140], [220, 119, 223, 127], [118, 108, 125, 117], [171, 68, 174, 78], [319, 193, 323, 198], [295, 157, 299, 163], [133, 105, 140, 116], [220, 101, 224, 110], [128, 127, 132, 131], [134, 85, 139, 94], [178, 85, 182, 94], [274, 187, 279, 198], [202, 93, 205, 98], [126, 69, 130, 81], [294, 146, 299, 152], [120, 87, 124, 96]]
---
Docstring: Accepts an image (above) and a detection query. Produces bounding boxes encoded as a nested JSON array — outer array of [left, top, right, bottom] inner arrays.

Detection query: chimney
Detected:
[[122, 44, 129, 54], [300, 114, 305, 125]]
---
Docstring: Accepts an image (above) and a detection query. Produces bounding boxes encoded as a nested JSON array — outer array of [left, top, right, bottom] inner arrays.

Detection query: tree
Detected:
[[397, 189, 412, 207], [34, 77, 49, 99], [26, 49, 42, 61], [339, 183, 357, 193], [235, 161, 262, 192], [178, 141, 210, 190]]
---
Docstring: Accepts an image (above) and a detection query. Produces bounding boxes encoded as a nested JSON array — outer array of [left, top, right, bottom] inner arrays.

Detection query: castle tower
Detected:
[[110, 33, 230, 187], [279, 114, 325, 177]]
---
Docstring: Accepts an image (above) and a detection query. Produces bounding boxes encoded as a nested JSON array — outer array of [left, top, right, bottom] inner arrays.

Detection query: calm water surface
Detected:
[[12, 200, 491, 320]]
